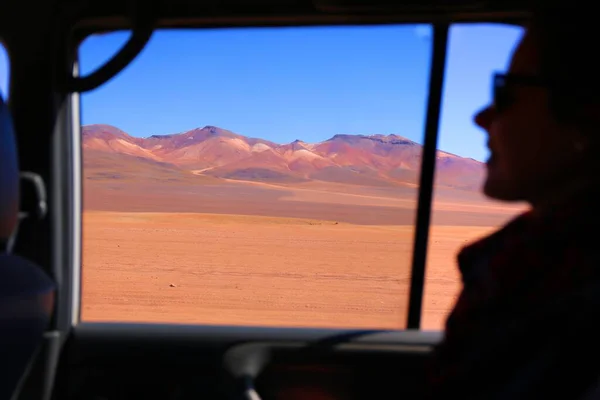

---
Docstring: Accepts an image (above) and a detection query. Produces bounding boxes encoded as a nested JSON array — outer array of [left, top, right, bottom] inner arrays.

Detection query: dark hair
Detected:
[[529, 2, 600, 123]]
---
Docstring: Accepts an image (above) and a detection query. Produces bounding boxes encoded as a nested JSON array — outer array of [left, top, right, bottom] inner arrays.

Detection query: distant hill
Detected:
[[82, 124, 484, 190]]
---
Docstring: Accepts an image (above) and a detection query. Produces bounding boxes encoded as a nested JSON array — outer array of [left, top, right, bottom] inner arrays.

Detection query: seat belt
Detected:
[[6, 172, 47, 253]]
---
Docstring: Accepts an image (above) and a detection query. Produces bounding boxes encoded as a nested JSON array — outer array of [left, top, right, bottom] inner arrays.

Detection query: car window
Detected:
[[79, 23, 527, 331], [0, 42, 9, 100], [79, 25, 432, 329]]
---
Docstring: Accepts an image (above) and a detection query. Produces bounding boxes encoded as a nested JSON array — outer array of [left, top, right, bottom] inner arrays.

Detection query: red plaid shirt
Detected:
[[426, 188, 600, 400]]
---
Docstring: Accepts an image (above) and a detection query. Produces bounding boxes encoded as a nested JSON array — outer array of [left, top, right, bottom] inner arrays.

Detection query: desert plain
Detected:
[[81, 124, 526, 330]]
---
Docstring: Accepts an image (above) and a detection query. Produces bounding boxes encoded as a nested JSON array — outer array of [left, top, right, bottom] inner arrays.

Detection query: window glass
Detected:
[[0, 42, 9, 100], [80, 26, 432, 328], [422, 23, 527, 330]]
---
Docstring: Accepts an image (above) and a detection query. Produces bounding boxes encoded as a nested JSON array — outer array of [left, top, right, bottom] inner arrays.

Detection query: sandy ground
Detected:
[[82, 171, 527, 330], [81, 200, 518, 330], [82, 212, 414, 328]]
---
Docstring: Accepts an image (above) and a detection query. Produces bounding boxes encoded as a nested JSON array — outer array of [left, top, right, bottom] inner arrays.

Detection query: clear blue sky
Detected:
[[0, 23, 523, 162], [0, 45, 8, 101]]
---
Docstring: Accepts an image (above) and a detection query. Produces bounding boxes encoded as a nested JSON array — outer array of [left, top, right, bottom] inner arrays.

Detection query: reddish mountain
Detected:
[[81, 124, 485, 190], [83, 124, 160, 161]]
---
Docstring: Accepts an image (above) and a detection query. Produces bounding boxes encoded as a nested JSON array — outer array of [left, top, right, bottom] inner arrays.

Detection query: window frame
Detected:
[[67, 20, 524, 341]]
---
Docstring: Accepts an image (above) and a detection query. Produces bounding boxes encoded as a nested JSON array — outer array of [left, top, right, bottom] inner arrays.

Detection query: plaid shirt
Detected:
[[426, 188, 600, 400]]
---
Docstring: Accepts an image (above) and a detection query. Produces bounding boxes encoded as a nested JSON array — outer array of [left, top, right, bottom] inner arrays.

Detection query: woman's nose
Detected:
[[474, 105, 495, 130]]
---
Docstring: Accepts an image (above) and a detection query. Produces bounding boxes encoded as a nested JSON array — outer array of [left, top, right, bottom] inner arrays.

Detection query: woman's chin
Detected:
[[482, 172, 522, 202], [482, 178, 502, 200], [483, 162, 506, 199]]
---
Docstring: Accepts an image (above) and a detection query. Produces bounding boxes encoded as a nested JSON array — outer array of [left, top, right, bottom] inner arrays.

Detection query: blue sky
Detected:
[[0, 23, 523, 162], [0, 45, 8, 101]]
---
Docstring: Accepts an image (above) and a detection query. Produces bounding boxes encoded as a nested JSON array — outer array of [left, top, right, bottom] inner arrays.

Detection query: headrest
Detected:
[[0, 94, 19, 244]]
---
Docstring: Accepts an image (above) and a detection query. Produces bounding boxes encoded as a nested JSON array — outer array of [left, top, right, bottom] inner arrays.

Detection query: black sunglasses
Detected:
[[492, 73, 549, 112]]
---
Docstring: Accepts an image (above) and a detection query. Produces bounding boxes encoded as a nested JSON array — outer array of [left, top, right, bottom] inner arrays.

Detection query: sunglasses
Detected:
[[492, 73, 548, 112]]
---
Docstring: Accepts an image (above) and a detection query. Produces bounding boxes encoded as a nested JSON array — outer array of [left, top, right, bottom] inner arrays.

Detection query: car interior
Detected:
[[0, 0, 542, 399]]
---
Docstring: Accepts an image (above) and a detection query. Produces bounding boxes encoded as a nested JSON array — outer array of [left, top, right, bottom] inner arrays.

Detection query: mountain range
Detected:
[[82, 124, 485, 190]]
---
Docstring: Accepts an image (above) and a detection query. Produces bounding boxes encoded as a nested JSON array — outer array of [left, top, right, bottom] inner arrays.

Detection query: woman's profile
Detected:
[[427, 3, 600, 399]]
